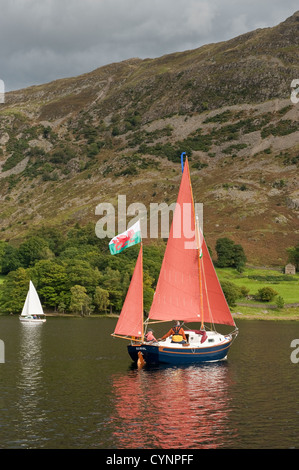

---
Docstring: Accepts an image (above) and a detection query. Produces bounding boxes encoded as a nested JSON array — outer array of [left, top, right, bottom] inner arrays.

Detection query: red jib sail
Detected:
[[148, 159, 235, 327], [113, 245, 144, 338]]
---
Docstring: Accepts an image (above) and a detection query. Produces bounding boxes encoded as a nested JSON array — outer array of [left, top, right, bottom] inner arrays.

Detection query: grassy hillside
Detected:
[[0, 11, 298, 267], [216, 266, 299, 320], [217, 267, 299, 304]]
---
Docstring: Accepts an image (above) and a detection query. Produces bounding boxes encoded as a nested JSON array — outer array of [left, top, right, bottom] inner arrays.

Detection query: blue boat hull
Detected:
[[127, 337, 233, 365]]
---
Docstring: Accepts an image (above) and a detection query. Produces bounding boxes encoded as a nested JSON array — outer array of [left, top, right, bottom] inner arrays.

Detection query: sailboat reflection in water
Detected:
[[110, 364, 236, 448], [19, 281, 46, 324], [111, 154, 238, 365]]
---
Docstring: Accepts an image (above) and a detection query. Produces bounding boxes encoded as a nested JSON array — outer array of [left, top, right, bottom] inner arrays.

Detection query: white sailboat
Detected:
[[19, 281, 46, 324]]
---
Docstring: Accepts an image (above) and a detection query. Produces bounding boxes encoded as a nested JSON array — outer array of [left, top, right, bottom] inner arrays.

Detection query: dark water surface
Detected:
[[0, 316, 298, 449]]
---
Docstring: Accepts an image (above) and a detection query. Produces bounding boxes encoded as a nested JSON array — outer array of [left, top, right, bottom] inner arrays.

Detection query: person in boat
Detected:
[[159, 321, 187, 344], [145, 328, 157, 343]]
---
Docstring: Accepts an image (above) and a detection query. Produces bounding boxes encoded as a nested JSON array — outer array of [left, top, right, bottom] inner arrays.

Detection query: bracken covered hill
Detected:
[[0, 11, 298, 266]]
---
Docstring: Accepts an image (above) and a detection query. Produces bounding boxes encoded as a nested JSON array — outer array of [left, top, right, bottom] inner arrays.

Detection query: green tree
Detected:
[[65, 259, 101, 296], [32, 259, 69, 310], [70, 285, 92, 316], [57, 291, 71, 313], [216, 238, 235, 267], [60, 244, 102, 269], [143, 271, 155, 312], [64, 223, 101, 249], [143, 245, 165, 287], [216, 237, 246, 270], [18, 236, 54, 268], [0, 268, 30, 314], [240, 286, 250, 298], [0, 241, 6, 272], [233, 244, 247, 272], [1, 243, 22, 274], [33, 226, 66, 256], [255, 287, 278, 302], [102, 267, 123, 312], [220, 280, 242, 307], [287, 243, 299, 270], [94, 286, 110, 313], [275, 296, 285, 309]]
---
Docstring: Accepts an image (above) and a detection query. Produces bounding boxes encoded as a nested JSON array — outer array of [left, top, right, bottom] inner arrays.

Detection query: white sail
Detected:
[[21, 281, 44, 317]]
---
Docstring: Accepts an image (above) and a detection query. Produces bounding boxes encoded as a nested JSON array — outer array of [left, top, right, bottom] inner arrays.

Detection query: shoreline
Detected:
[[2, 311, 299, 321], [232, 313, 299, 321], [35, 304, 299, 321]]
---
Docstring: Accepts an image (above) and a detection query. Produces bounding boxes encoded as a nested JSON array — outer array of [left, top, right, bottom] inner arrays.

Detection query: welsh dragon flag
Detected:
[[109, 220, 141, 255]]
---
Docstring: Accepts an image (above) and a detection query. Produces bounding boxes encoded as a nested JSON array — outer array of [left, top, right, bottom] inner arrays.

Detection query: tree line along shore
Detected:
[[0, 224, 298, 319]]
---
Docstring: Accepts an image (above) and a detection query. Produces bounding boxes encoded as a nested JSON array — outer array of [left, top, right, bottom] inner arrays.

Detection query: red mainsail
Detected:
[[113, 245, 144, 338], [148, 159, 235, 327]]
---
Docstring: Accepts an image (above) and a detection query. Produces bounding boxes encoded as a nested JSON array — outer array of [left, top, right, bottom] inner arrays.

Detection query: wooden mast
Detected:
[[186, 156, 204, 329]]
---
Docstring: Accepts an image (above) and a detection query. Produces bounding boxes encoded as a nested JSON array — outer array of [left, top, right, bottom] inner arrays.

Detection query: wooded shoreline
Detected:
[[5, 308, 298, 321]]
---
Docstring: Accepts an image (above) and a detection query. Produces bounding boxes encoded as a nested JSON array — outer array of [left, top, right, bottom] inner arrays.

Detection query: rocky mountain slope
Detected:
[[0, 11, 298, 266]]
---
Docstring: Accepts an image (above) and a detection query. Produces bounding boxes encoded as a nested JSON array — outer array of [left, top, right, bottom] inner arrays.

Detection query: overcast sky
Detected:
[[0, 0, 297, 91]]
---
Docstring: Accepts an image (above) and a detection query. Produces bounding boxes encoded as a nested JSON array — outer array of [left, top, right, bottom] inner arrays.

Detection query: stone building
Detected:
[[285, 263, 296, 275]]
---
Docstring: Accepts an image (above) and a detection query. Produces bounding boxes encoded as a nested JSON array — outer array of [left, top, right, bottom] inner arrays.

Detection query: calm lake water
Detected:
[[0, 316, 298, 449]]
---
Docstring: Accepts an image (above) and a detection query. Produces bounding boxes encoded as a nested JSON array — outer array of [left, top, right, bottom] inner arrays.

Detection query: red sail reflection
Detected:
[[109, 364, 237, 449]]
